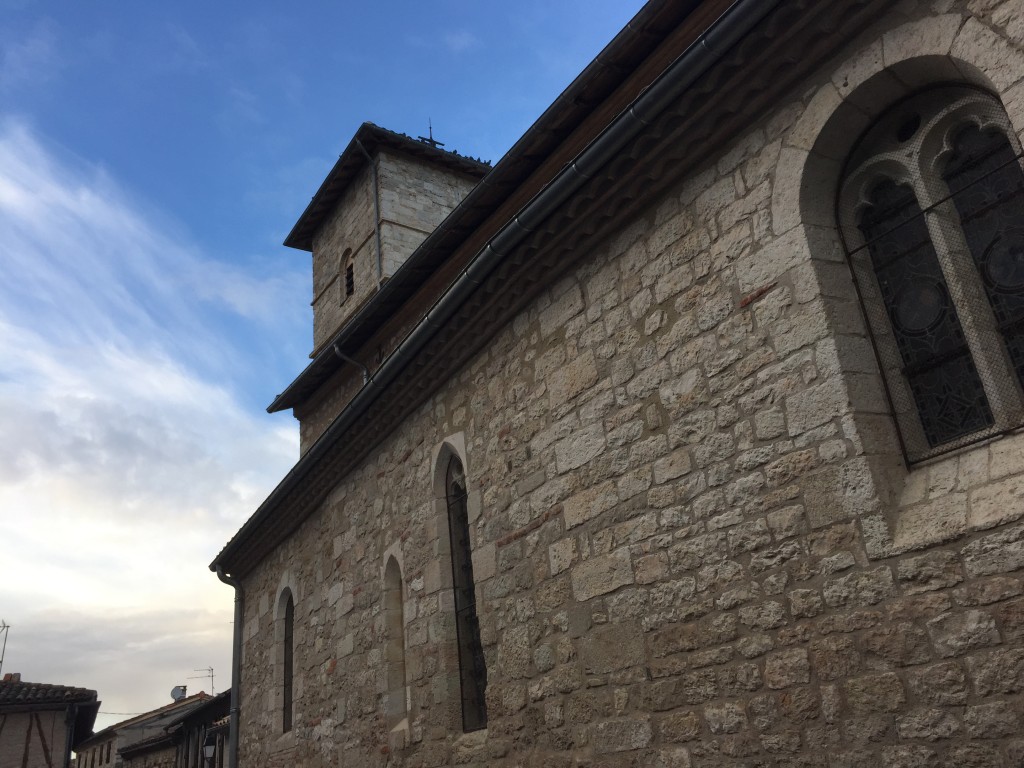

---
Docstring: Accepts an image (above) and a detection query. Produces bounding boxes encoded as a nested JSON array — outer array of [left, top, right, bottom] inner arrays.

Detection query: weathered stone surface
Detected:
[[926, 609, 1001, 658], [592, 717, 653, 754], [844, 673, 906, 713], [764, 647, 810, 689], [571, 549, 634, 601]]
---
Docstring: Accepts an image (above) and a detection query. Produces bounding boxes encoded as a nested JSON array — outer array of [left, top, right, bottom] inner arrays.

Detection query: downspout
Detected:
[[216, 567, 243, 768], [354, 139, 384, 289], [334, 343, 369, 385]]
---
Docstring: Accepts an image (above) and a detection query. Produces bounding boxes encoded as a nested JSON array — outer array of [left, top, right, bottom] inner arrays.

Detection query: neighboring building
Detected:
[[119, 692, 229, 768], [213, 0, 1024, 765], [76, 692, 209, 768], [0, 672, 99, 768]]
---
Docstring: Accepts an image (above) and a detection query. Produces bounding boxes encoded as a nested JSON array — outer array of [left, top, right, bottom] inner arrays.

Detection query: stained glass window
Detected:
[[944, 125, 1024, 387], [857, 180, 993, 446], [839, 86, 1024, 462]]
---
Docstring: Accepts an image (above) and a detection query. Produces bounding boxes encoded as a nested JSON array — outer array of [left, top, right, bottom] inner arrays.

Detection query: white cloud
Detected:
[[443, 30, 481, 54], [0, 118, 302, 718], [0, 20, 60, 92]]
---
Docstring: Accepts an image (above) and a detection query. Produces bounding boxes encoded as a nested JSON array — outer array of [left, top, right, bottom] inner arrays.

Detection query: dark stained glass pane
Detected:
[[858, 179, 993, 446], [446, 456, 487, 731], [944, 124, 1024, 387]]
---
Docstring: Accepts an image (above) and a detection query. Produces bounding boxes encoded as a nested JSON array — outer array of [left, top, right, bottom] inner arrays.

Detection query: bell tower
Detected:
[[285, 124, 489, 356]]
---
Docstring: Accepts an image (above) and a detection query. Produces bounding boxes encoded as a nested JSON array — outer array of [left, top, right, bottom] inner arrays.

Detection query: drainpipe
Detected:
[[216, 567, 243, 768], [333, 343, 369, 385], [354, 139, 384, 289]]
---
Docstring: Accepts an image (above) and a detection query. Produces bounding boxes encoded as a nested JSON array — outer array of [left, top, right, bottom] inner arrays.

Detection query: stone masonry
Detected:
[[230, 2, 1024, 766]]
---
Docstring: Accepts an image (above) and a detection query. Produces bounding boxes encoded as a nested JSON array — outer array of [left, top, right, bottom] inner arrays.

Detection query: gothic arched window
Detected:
[[445, 455, 487, 731], [282, 590, 294, 733], [839, 86, 1024, 462], [383, 556, 407, 728]]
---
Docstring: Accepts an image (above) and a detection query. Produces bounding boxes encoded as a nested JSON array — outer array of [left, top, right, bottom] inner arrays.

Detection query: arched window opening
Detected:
[[840, 86, 1024, 462], [282, 591, 295, 733], [445, 455, 487, 731], [384, 556, 408, 727]]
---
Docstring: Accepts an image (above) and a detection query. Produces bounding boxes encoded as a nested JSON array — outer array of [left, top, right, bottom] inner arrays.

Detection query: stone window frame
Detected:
[[837, 85, 1024, 463], [430, 434, 489, 734], [273, 576, 299, 736], [770, 13, 1024, 558]]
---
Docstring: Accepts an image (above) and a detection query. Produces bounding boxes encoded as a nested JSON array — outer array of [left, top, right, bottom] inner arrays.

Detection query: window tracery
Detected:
[[839, 86, 1024, 462]]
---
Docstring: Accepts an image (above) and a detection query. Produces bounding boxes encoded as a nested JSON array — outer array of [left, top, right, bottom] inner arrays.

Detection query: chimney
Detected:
[[3, 672, 21, 682]]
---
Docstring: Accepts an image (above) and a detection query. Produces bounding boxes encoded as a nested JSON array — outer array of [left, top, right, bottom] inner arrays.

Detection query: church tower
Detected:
[[285, 124, 489, 356]]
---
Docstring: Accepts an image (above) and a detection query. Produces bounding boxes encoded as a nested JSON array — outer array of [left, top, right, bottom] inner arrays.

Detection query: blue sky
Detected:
[[0, 0, 644, 732]]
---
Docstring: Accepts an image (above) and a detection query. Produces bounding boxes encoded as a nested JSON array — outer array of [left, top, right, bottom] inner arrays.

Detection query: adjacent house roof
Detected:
[[0, 673, 100, 749], [0, 675, 98, 709], [76, 691, 211, 752]]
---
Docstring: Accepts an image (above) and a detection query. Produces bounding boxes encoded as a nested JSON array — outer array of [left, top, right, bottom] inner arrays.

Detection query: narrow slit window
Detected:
[[445, 455, 487, 731], [283, 592, 294, 733], [384, 556, 407, 727]]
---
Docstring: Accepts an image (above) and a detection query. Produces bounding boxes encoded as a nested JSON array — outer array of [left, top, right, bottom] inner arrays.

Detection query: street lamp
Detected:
[[202, 744, 216, 767]]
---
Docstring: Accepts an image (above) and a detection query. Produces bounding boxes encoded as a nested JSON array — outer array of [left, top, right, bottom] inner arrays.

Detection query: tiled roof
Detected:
[[0, 674, 97, 707]]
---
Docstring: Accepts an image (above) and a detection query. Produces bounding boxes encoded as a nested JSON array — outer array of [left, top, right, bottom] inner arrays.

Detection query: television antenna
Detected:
[[188, 667, 215, 694], [0, 621, 8, 677], [417, 118, 444, 149]]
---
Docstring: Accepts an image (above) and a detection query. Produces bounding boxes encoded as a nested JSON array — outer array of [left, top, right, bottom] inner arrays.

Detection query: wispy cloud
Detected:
[[443, 30, 481, 54], [0, 20, 60, 92], [0, 118, 302, 717]]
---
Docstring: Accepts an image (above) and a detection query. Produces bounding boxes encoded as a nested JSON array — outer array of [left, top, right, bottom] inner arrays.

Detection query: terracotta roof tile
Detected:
[[0, 674, 97, 707]]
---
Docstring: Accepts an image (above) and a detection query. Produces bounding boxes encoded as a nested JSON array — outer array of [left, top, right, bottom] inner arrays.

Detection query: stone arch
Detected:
[[769, 12, 1024, 554]]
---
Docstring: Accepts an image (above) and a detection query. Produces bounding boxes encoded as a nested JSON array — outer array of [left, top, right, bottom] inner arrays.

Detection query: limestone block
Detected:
[[548, 351, 599, 408], [563, 480, 618, 529], [926, 609, 1001, 658], [961, 522, 1024, 576], [892, 493, 968, 553], [764, 647, 810, 690], [571, 548, 634, 601], [548, 537, 578, 576], [970, 473, 1024, 531], [592, 717, 653, 754], [895, 708, 960, 741], [580, 622, 645, 675], [953, 15, 1024, 91], [703, 701, 747, 734], [844, 673, 906, 713], [554, 422, 605, 473]]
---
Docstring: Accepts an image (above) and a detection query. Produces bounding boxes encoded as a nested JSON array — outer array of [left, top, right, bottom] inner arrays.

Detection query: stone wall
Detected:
[[238, 2, 1024, 766]]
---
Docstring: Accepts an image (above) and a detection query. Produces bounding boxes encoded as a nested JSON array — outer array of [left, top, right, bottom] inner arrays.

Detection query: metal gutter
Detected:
[[213, 0, 782, 573], [215, 567, 242, 768]]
